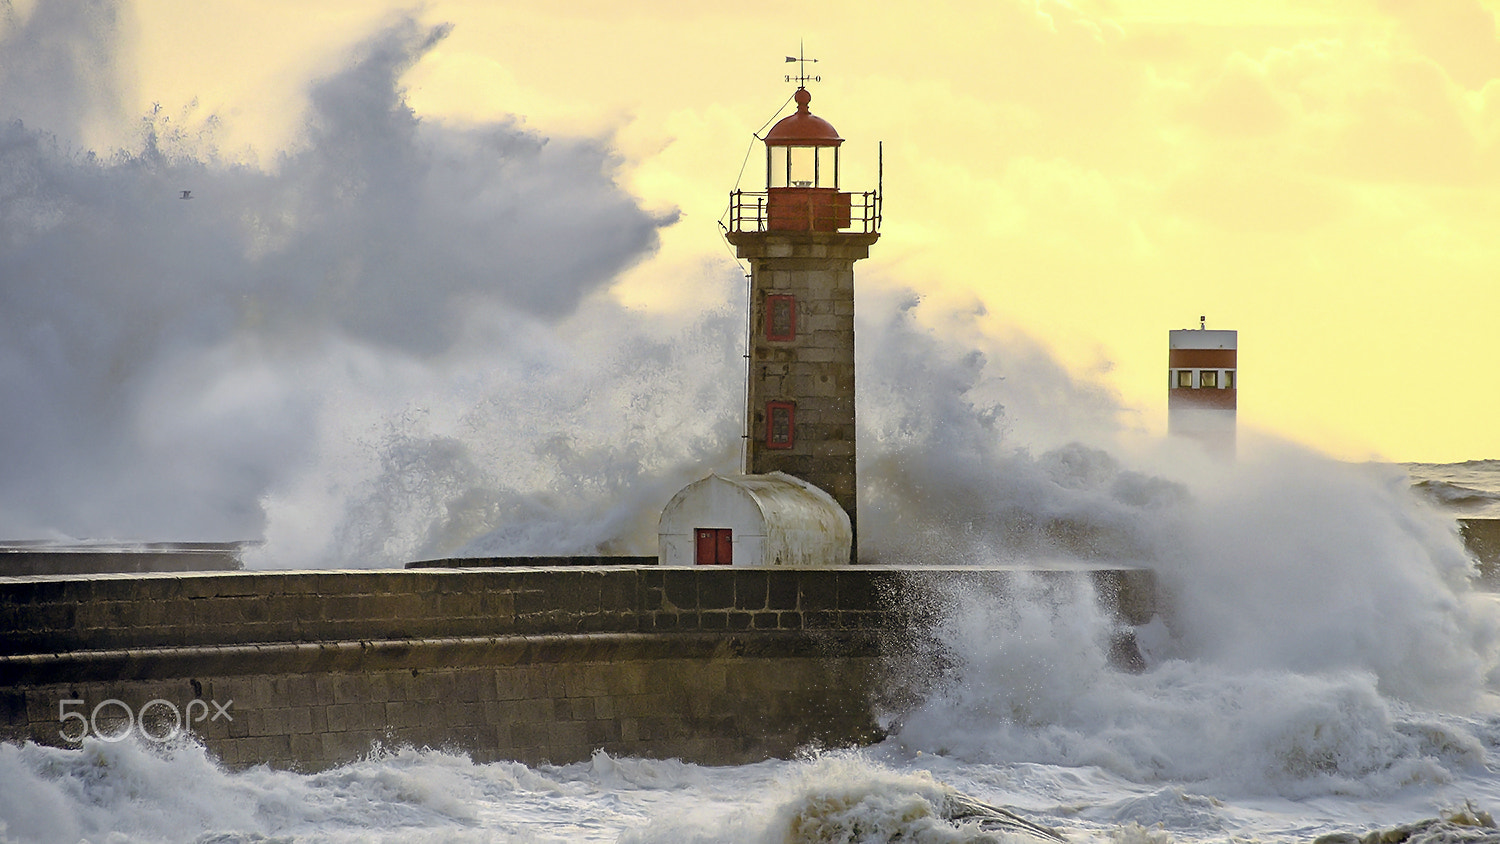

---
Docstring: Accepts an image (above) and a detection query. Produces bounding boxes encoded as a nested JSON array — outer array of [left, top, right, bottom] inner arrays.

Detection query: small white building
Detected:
[[658, 472, 852, 567]]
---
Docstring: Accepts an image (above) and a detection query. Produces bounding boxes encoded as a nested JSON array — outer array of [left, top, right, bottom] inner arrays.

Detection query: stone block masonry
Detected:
[[0, 565, 1156, 771]]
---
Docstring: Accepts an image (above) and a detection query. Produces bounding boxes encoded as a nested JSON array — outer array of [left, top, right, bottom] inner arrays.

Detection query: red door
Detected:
[[695, 529, 732, 565]]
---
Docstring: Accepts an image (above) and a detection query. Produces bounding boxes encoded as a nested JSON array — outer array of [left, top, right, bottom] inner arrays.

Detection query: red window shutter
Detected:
[[767, 401, 795, 449]]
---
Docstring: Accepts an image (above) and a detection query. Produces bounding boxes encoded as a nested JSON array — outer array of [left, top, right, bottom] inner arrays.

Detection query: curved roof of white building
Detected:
[[659, 472, 851, 566]]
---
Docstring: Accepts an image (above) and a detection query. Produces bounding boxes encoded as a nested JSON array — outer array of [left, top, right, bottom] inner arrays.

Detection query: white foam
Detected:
[[881, 446, 1500, 802]]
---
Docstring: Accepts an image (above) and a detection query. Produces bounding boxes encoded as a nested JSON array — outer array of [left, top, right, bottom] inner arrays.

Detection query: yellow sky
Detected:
[[124, 0, 1500, 462]]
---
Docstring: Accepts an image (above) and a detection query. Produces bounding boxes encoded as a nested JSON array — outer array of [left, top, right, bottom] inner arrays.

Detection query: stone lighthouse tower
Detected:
[[725, 84, 881, 550]]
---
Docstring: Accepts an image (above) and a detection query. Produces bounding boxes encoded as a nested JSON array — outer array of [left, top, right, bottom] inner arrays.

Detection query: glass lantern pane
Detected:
[[769, 147, 790, 188], [788, 147, 816, 187]]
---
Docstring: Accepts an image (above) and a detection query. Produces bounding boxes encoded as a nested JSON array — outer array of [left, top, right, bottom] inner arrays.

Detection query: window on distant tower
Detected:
[[1174, 370, 1194, 389], [766, 295, 795, 341], [1200, 370, 1218, 388], [1224, 370, 1236, 389], [767, 401, 795, 449]]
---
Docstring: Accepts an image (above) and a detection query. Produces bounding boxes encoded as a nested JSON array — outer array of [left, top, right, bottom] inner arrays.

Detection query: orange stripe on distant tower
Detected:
[[1168, 349, 1236, 368]]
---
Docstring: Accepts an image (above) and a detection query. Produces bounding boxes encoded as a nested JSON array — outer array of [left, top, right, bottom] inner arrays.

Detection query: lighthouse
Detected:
[[658, 74, 879, 568], [724, 83, 880, 554], [1168, 319, 1237, 457]]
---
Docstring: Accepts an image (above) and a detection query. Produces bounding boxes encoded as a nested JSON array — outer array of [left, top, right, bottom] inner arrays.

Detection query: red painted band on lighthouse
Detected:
[[1168, 349, 1237, 368]]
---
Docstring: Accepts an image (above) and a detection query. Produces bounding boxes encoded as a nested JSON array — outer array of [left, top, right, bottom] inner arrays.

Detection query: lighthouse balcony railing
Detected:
[[726, 190, 881, 235]]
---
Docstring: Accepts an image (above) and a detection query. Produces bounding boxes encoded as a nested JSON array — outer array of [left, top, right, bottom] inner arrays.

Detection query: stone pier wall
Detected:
[[0, 542, 247, 576], [0, 565, 1156, 770]]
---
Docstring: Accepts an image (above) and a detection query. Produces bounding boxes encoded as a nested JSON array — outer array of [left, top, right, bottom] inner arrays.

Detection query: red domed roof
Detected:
[[764, 88, 843, 147]]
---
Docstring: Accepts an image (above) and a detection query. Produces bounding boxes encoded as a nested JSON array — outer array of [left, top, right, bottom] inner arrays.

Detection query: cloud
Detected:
[[1177, 36, 1490, 187], [1183, 52, 1291, 137], [1379, 0, 1500, 89]]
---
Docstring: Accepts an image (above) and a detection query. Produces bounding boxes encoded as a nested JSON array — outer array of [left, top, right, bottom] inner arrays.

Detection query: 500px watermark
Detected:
[[58, 698, 234, 743]]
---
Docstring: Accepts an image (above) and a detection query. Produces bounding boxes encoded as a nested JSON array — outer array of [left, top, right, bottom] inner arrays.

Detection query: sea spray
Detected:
[[0, 13, 683, 559], [857, 289, 1175, 568], [1149, 447, 1498, 709], [886, 445, 1500, 798], [250, 290, 748, 568], [896, 589, 1487, 796]]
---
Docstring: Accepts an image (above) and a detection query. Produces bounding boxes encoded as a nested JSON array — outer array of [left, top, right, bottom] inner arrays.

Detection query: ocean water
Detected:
[[1406, 462, 1500, 520]]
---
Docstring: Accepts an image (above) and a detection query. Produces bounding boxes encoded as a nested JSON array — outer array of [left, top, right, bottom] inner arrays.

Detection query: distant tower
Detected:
[[1168, 318, 1237, 456], [725, 81, 880, 553]]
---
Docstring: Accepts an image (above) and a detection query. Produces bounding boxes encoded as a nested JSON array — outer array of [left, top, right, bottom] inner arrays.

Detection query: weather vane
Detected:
[[784, 42, 820, 87]]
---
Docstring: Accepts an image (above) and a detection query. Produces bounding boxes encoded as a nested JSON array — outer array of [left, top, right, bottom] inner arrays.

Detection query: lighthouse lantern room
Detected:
[[727, 89, 880, 236], [760, 88, 852, 231]]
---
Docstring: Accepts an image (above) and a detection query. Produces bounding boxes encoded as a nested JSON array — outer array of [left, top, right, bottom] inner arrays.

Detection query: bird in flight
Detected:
[[180, 190, 193, 200]]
